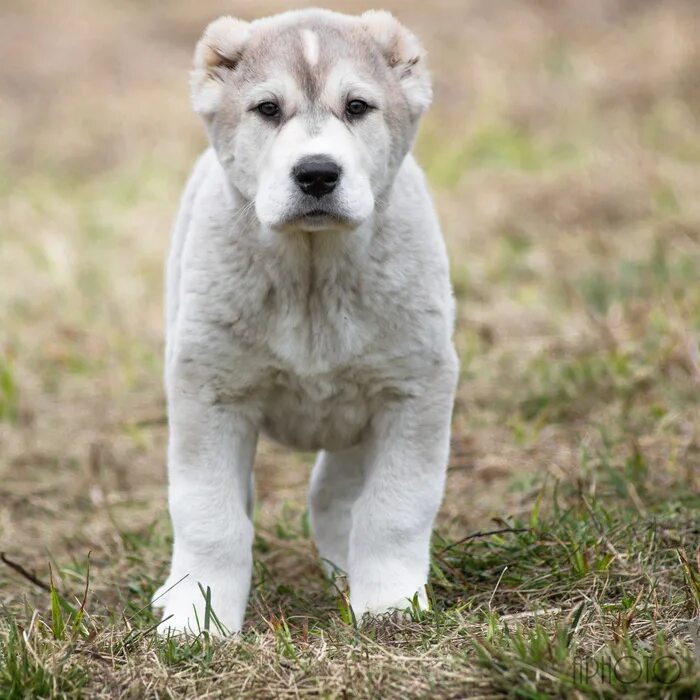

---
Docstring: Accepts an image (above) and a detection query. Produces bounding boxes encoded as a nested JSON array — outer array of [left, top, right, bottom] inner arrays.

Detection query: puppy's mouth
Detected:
[[282, 208, 353, 232]]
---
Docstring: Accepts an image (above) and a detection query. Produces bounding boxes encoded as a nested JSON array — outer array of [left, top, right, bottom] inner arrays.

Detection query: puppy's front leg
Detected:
[[154, 388, 258, 636], [348, 367, 457, 618]]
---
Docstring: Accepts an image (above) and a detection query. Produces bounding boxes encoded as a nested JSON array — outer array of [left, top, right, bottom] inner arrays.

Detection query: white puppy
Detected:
[[154, 8, 458, 635]]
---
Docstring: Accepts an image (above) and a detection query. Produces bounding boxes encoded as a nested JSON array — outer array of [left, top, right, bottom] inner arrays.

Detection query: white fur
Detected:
[[255, 115, 376, 230], [154, 9, 458, 636], [301, 29, 319, 67]]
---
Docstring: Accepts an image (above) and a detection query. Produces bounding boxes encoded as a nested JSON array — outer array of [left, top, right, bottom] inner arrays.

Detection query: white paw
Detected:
[[152, 574, 245, 637], [350, 579, 429, 620]]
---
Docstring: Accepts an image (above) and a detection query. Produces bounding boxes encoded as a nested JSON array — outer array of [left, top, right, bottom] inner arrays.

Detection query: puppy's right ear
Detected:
[[190, 16, 252, 116]]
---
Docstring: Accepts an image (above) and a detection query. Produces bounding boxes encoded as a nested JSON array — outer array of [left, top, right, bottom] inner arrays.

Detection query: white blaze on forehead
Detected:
[[301, 29, 320, 67]]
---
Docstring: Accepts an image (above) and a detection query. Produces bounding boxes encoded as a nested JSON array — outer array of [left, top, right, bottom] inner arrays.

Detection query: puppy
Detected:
[[154, 8, 458, 635]]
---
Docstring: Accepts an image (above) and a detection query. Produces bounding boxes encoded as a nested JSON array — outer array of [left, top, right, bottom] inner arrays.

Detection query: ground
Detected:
[[1, 0, 699, 697]]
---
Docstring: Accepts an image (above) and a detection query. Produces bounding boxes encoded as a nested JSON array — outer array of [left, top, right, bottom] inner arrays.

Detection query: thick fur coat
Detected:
[[154, 8, 458, 635]]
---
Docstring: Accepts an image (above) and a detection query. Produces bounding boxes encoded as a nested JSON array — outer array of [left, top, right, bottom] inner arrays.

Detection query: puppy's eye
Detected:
[[346, 99, 369, 118], [257, 102, 280, 119]]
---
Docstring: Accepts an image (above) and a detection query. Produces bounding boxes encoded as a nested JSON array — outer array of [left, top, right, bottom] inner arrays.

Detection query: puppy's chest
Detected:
[[234, 260, 381, 372], [231, 262, 400, 450]]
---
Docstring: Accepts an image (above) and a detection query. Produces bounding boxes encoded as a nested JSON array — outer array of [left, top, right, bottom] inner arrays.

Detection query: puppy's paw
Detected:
[[350, 580, 429, 623], [152, 575, 244, 637]]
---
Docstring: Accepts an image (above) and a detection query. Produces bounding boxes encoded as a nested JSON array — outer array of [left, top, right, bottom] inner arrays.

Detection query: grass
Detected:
[[1, 490, 698, 697], [1, 0, 699, 697]]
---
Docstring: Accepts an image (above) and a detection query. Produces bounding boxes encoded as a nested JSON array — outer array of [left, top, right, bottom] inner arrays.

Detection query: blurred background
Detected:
[[1, 0, 699, 605]]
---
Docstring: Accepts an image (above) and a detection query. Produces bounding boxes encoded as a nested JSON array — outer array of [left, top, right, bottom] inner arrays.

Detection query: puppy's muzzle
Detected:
[[293, 156, 341, 199]]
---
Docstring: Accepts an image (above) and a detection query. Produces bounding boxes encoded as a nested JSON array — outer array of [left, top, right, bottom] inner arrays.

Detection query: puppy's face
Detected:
[[191, 10, 432, 233]]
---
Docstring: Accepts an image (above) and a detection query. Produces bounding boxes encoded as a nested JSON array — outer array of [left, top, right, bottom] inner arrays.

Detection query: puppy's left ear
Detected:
[[361, 11, 432, 118]]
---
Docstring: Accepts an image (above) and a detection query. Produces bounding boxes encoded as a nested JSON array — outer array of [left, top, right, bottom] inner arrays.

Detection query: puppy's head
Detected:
[[191, 9, 431, 233]]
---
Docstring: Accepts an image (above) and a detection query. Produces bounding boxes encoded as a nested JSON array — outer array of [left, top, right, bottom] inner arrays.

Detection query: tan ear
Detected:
[[361, 11, 432, 118], [190, 16, 252, 116]]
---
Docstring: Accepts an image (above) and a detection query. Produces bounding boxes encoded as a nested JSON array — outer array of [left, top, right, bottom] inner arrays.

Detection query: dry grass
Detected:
[[1, 0, 700, 697]]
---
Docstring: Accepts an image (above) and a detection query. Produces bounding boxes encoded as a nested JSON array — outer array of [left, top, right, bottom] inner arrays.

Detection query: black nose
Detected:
[[293, 156, 341, 199]]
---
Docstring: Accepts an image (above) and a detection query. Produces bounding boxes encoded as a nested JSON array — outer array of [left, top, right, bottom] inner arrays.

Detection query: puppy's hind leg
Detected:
[[308, 442, 368, 577]]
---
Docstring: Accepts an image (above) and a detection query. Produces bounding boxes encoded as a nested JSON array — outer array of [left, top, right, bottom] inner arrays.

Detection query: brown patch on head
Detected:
[[234, 18, 381, 107], [191, 9, 432, 125]]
